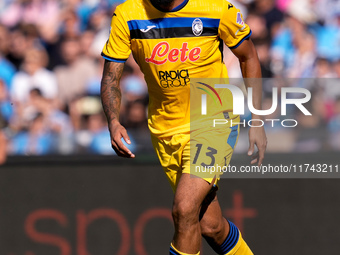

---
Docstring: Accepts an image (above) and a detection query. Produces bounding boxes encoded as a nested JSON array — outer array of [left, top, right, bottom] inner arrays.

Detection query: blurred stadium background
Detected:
[[1, 0, 340, 254]]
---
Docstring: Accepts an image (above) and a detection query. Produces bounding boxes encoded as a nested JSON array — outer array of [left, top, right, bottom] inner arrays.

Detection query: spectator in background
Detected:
[[60, 8, 82, 38], [80, 30, 96, 58], [246, 12, 269, 41], [61, 0, 97, 32], [75, 112, 135, 155], [27, 88, 74, 154], [120, 64, 148, 103], [0, 0, 60, 30], [253, 0, 284, 38], [9, 112, 53, 155], [253, 39, 273, 78], [294, 88, 325, 153], [88, 6, 112, 57], [0, 24, 10, 56], [0, 79, 13, 123], [10, 46, 58, 133], [316, 59, 340, 103], [0, 25, 16, 88], [6, 26, 31, 71], [122, 99, 153, 153], [315, 11, 340, 62], [123, 99, 148, 130], [287, 32, 316, 78], [312, 0, 340, 25], [86, 57, 105, 96], [6, 23, 43, 71], [11, 47, 58, 104], [314, 58, 336, 78], [88, 113, 118, 155], [45, 8, 82, 69], [328, 96, 340, 150], [54, 37, 96, 109], [271, 10, 317, 77]]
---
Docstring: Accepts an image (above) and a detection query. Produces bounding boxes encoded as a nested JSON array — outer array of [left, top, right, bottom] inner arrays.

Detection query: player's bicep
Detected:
[[101, 60, 125, 86], [230, 39, 257, 62]]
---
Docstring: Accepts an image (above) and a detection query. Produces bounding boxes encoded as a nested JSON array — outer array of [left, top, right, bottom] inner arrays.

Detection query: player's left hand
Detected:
[[248, 125, 267, 166]]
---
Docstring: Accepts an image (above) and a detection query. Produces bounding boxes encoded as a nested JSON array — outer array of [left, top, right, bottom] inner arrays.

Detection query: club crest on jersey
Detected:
[[192, 18, 203, 36]]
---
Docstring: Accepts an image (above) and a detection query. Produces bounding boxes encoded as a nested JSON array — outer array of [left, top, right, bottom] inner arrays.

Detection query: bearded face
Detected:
[[150, 0, 176, 8]]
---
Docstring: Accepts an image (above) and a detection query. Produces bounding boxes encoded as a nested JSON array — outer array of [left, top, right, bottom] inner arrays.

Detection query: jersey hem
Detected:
[[101, 52, 127, 63], [228, 30, 252, 50]]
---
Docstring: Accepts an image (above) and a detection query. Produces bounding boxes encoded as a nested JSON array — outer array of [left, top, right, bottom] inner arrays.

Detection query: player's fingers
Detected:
[[111, 139, 130, 158], [114, 135, 135, 158], [251, 153, 258, 161], [250, 152, 259, 165], [121, 128, 131, 145], [250, 158, 258, 165], [248, 140, 255, 156], [258, 148, 265, 166]]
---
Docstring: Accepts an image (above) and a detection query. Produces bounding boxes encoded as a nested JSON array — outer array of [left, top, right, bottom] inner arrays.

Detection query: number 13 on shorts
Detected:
[[190, 125, 239, 182]]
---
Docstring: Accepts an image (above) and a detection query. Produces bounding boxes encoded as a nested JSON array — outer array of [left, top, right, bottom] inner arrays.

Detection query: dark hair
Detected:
[[30, 88, 43, 97]]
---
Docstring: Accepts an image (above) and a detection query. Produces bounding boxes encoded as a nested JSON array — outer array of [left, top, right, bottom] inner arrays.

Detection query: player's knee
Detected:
[[172, 200, 199, 226], [200, 218, 224, 238]]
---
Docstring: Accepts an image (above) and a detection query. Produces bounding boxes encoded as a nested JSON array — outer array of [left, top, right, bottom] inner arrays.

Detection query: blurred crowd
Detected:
[[0, 0, 340, 162]]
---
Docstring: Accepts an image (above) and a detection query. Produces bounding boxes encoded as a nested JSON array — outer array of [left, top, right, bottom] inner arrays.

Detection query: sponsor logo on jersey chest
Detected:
[[145, 42, 201, 65]]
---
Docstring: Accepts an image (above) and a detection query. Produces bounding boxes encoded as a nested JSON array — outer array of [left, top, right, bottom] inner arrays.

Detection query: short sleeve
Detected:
[[101, 6, 131, 62], [218, 1, 252, 49]]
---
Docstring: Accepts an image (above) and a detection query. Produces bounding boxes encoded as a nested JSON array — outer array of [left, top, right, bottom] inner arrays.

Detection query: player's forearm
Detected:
[[240, 56, 262, 119], [100, 60, 124, 125], [235, 40, 262, 120]]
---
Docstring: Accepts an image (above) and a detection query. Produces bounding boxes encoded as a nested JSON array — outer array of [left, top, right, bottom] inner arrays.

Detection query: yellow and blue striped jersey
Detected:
[[102, 0, 251, 137]]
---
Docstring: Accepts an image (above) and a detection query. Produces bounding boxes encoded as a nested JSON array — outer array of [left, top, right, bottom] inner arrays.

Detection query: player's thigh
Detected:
[[151, 134, 189, 192], [172, 173, 214, 218], [185, 125, 240, 185]]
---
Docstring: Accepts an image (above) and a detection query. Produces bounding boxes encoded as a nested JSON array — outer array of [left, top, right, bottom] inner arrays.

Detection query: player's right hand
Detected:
[[108, 121, 135, 158]]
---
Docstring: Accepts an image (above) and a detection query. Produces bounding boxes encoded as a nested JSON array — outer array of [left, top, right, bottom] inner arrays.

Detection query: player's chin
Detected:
[[152, 0, 175, 7]]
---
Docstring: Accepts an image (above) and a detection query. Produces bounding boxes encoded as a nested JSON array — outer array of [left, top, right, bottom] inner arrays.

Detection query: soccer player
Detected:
[[100, 0, 267, 254]]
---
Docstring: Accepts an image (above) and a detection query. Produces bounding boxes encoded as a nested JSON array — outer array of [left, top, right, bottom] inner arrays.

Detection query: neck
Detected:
[[150, 0, 184, 11]]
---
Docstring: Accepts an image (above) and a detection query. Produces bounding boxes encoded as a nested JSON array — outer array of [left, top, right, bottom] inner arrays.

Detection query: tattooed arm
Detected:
[[101, 60, 135, 158]]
